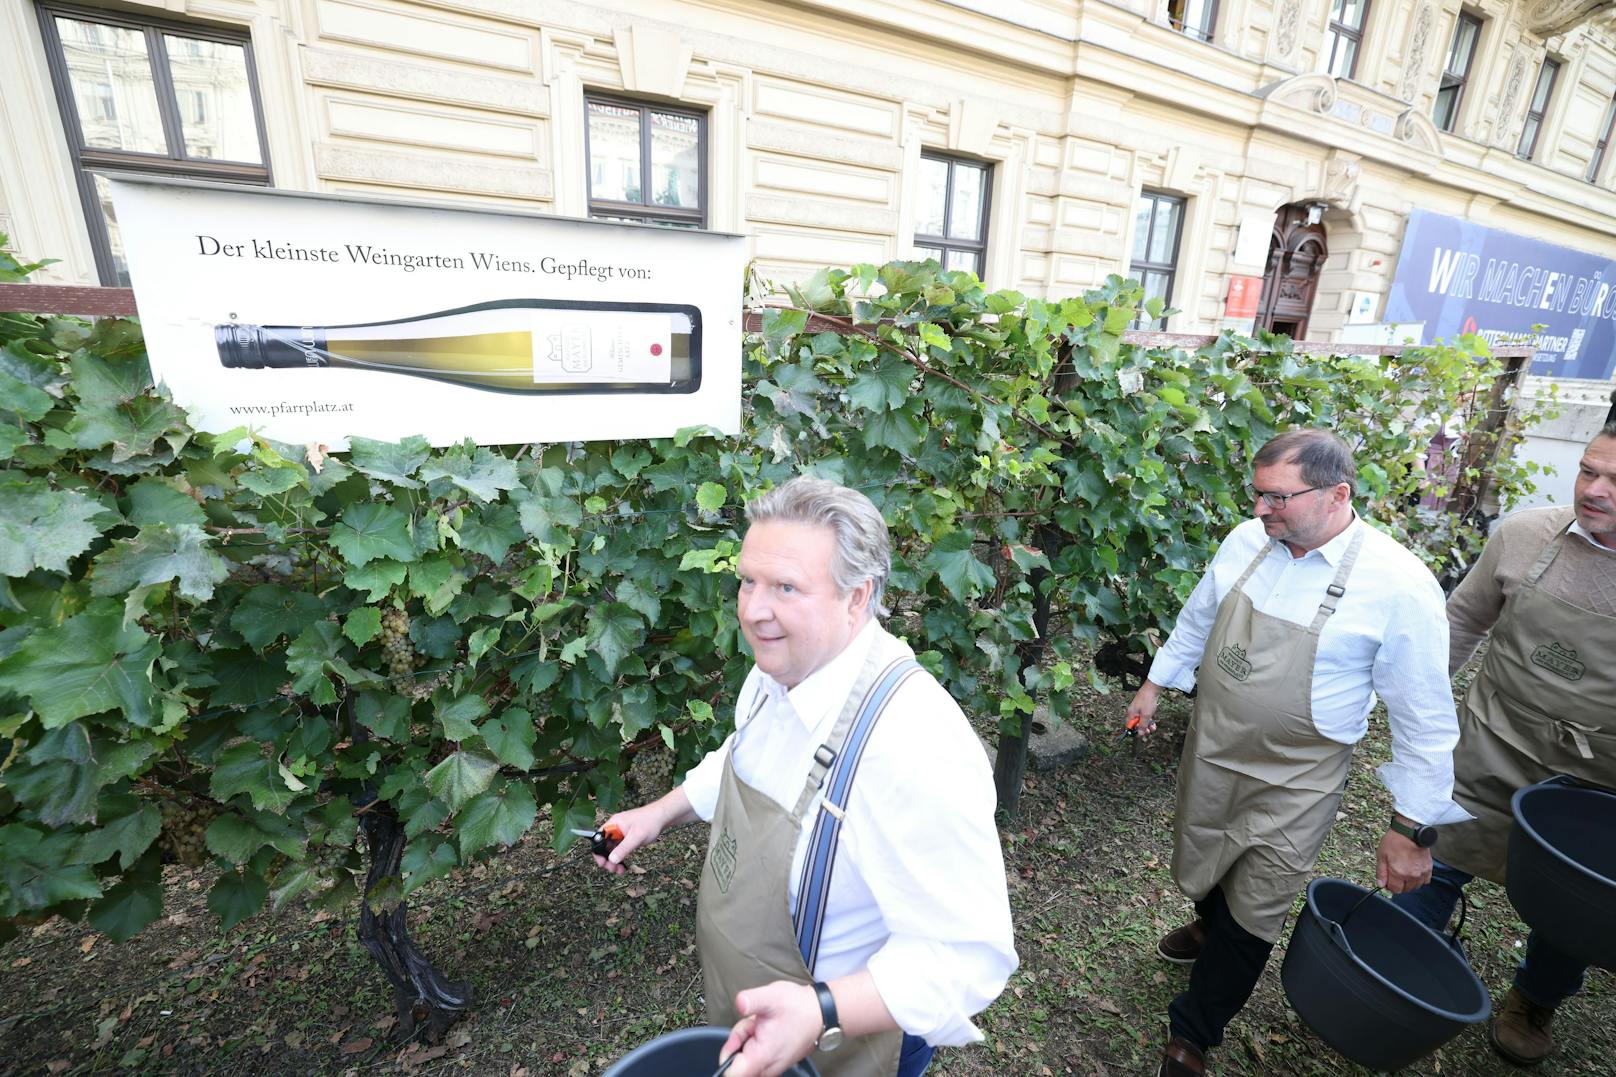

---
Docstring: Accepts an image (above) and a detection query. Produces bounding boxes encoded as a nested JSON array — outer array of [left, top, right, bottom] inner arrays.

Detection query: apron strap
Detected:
[[1307, 527, 1365, 634], [1556, 717, 1599, 761], [792, 657, 922, 973], [1521, 523, 1573, 589], [786, 644, 892, 824]]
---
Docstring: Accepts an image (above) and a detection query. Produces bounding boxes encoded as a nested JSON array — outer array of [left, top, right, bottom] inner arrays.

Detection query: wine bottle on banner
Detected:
[[214, 298, 702, 394]]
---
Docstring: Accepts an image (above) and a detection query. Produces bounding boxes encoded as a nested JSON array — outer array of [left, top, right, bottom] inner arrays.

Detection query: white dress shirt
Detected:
[[682, 618, 1018, 1046], [1570, 519, 1616, 551], [1147, 516, 1471, 826]]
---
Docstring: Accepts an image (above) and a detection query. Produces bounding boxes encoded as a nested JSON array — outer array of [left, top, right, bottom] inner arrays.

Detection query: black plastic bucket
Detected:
[[602, 1026, 821, 1077], [1507, 775, 1616, 972], [1281, 878, 1491, 1072]]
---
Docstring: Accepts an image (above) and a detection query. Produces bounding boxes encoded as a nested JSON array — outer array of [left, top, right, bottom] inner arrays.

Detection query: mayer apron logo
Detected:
[[710, 827, 738, 893], [1530, 641, 1585, 681], [1217, 643, 1252, 681]]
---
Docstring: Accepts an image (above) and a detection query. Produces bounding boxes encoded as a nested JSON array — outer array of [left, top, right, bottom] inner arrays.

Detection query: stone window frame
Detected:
[[1516, 56, 1561, 161], [1324, 0, 1373, 81], [912, 151, 992, 279], [1432, 9, 1484, 133], [582, 92, 708, 228], [36, 1, 271, 286], [1589, 94, 1616, 185], [1127, 190, 1186, 331]]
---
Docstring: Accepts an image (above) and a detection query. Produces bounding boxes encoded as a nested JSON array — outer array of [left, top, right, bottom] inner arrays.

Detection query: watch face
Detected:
[[1417, 825, 1438, 849], [817, 1027, 844, 1052]]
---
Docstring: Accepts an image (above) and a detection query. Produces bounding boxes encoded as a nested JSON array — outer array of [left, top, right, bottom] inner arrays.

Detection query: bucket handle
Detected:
[[1540, 772, 1616, 796], [1328, 882, 1474, 958]]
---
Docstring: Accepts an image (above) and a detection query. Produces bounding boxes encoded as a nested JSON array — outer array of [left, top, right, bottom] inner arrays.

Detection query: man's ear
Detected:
[[846, 579, 873, 618]]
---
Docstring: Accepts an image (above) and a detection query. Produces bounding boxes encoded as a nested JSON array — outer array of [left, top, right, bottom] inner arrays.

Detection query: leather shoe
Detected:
[[1157, 918, 1206, 964], [1490, 986, 1555, 1066], [1156, 1034, 1207, 1076]]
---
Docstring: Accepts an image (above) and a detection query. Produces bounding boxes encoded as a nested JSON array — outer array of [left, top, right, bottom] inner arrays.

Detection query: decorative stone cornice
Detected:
[[1256, 72, 1336, 113], [1395, 108, 1443, 155], [1523, 0, 1612, 35]]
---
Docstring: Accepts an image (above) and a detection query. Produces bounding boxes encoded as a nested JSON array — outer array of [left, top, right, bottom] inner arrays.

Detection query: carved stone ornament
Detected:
[[1395, 108, 1444, 156], [1275, 0, 1302, 58], [1523, 0, 1612, 36], [1400, 3, 1434, 103], [1495, 51, 1527, 147], [1257, 73, 1337, 114]]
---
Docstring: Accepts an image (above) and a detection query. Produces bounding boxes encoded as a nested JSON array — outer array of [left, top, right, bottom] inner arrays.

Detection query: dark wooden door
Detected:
[[1256, 204, 1328, 339]]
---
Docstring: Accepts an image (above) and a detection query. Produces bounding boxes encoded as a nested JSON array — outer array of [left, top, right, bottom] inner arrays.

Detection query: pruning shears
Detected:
[[1119, 715, 1143, 741], [571, 823, 624, 857]]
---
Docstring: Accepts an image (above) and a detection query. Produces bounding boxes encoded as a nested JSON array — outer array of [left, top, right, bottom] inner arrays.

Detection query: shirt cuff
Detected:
[[1376, 761, 1475, 826], [1146, 651, 1198, 694], [865, 937, 1014, 1047]]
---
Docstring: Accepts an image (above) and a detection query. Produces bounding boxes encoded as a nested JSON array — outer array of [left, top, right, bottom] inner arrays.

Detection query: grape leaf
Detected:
[[695, 482, 727, 512], [78, 797, 161, 870], [923, 531, 995, 600], [0, 481, 115, 577], [230, 586, 328, 650], [0, 604, 158, 728], [330, 504, 415, 566], [418, 446, 519, 502], [89, 871, 163, 942], [205, 810, 304, 864], [92, 523, 229, 601], [478, 708, 536, 770], [457, 782, 537, 857], [424, 750, 499, 812], [126, 476, 207, 528], [343, 607, 382, 647], [586, 602, 644, 679], [347, 435, 430, 488], [207, 867, 267, 931]]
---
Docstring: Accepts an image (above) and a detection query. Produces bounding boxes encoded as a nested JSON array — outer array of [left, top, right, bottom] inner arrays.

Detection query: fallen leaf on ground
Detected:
[[341, 1037, 373, 1054]]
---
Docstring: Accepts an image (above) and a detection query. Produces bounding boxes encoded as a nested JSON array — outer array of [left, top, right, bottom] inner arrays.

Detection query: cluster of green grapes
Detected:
[[628, 746, 675, 801], [158, 797, 219, 867], [377, 608, 419, 694]]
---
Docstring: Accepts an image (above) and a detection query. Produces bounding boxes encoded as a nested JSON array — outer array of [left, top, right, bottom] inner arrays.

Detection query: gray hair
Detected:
[[1252, 429, 1358, 496], [1598, 420, 1616, 443], [744, 477, 891, 617]]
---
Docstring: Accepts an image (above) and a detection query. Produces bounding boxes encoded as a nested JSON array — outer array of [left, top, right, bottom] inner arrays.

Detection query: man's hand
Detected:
[[591, 787, 697, 874], [1125, 680, 1164, 739], [717, 981, 821, 1077], [1375, 827, 1433, 893]]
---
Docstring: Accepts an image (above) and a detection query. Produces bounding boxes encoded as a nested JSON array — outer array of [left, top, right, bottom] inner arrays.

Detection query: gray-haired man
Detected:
[[595, 477, 1016, 1077]]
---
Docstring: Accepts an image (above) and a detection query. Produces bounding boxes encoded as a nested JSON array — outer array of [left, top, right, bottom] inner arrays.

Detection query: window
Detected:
[[913, 153, 991, 277], [584, 96, 705, 227], [39, 5, 269, 286], [1167, 0, 1218, 42], [1127, 192, 1184, 329], [1324, 0, 1371, 80], [1516, 59, 1560, 160], [1591, 96, 1616, 183], [1433, 11, 1482, 132]]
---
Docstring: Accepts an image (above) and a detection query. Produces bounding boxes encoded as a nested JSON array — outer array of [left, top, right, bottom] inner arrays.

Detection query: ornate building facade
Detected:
[[3, 0, 1615, 471]]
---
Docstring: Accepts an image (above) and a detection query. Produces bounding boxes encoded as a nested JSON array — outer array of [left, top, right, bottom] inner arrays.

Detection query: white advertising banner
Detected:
[[109, 177, 745, 447]]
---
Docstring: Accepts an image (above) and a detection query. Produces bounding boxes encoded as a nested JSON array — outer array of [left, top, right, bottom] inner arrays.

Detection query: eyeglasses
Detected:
[[1246, 483, 1323, 509]]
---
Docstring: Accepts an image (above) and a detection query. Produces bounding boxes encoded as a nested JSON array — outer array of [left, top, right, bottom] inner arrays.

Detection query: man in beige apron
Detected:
[[591, 478, 1016, 1077], [1392, 423, 1616, 1067], [1126, 430, 1471, 1077]]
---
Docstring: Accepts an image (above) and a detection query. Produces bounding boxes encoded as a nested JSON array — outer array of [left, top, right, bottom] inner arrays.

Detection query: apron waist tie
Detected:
[[1556, 718, 1599, 761]]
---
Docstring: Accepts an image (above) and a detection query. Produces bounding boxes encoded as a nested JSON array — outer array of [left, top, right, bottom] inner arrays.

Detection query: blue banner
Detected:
[[1383, 209, 1616, 380]]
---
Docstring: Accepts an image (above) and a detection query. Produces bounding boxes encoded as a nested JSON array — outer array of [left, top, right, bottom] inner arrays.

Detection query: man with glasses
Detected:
[[1391, 421, 1616, 1067], [1124, 429, 1471, 1077]]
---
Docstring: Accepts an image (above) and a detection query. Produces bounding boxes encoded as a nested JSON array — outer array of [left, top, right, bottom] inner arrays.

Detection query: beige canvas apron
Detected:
[[1437, 525, 1616, 883], [695, 646, 904, 1077], [1172, 530, 1363, 942]]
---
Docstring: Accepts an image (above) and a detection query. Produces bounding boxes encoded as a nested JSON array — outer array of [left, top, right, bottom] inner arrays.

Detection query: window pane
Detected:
[[164, 36, 262, 164], [1528, 61, 1558, 113], [91, 173, 132, 287], [1337, 0, 1367, 30], [944, 248, 980, 276], [587, 101, 642, 203], [1330, 38, 1360, 80], [916, 245, 944, 263], [947, 164, 985, 241], [1434, 85, 1459, 130], [1182, 0, 1216, 39], [916, 157, 948, 237], [1131, 198, 1154, 263], [1147, 199, 1182, 264], [649, 109, 700, 209], [1518, 116, 1541, 157], [56, 17, 166, 154], [1447, 17, 1479, 76]]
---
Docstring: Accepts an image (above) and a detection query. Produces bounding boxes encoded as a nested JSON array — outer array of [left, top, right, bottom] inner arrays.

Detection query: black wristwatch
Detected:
[[1389, 815, 1438, 848], [812, 980, 843, 1052]]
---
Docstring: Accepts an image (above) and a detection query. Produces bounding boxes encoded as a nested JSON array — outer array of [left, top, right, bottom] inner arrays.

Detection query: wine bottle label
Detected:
[[532, 310, 671, 383]]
